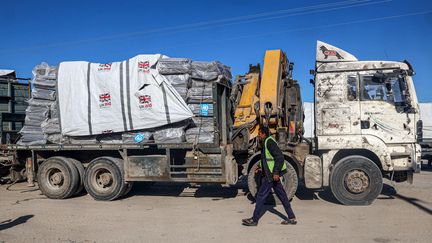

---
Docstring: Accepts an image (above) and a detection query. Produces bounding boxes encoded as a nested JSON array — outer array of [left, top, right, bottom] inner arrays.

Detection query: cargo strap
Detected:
[[126, 60, 134, 130], [86, 62, 93, 135], [119, 62, 127, 131], [161, 83, 171, 124]]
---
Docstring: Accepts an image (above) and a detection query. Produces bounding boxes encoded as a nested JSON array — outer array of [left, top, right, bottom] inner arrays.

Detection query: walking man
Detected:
[[242, 126, 297, 226]]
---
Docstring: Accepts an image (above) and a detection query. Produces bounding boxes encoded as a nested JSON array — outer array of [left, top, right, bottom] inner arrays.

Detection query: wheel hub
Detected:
[[97, 173, 113, 187], [345, 170, 369, 193], [50, 172, 64, 186]]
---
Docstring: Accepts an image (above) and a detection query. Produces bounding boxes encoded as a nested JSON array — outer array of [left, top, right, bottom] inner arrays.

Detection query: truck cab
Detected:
[[309, 41, 422, 205]]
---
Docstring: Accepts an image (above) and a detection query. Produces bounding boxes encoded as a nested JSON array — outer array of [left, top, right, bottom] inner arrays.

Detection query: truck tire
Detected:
[[248, 161, 298, 204], [84, 157, 126, 201], [121, 182, 134, 197], [37, 156, 80, 199], [330, 155, 383, 205], [67, 158, 85, 195]]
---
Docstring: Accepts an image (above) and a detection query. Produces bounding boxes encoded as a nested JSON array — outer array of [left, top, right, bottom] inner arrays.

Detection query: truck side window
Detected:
[[347, 75, 358, 101], [361, 75, 390, 102], [391, 77, 405, 104]]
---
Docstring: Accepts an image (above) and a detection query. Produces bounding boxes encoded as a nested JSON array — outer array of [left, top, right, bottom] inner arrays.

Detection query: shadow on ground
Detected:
[[125, 182, 239, 200], [379, 183, 432, 215], [0, 215, 34, 231]]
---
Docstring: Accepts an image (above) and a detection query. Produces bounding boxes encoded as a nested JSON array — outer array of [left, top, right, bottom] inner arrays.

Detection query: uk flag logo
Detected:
[[138, 61, 150, 73], [98, 63, 112, 71], [138, 95, 152, 109], [99, 92, 112, 108]]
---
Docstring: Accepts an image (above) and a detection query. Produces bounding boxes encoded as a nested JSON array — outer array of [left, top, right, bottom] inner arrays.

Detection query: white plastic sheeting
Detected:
[[420, 103, 432, 139], [58, 55, 193, 136], [303, 102, 315, 138], [0, 69, 15, 77]]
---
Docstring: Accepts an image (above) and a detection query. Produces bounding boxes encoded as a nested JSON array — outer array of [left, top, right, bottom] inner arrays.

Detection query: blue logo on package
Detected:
[[200, 104, 209, 116], [134, 133, 145, 143]]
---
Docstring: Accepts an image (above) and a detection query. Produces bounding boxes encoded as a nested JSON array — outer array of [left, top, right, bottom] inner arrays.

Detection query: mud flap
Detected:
[[304, 155, 323, 189]]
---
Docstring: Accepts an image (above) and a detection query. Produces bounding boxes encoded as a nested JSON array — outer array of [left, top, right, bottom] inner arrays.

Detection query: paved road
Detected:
[[1, 165, 431, 243]]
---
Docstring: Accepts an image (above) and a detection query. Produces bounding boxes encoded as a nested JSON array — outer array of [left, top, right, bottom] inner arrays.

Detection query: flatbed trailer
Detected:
[[1, 82, 236, 200]]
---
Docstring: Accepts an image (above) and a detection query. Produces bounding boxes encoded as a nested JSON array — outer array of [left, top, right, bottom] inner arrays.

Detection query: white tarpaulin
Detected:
[[58, 55, 193, 136], [303, 102, 314, 138], [0, 69, 15, 77], [420, 103, 432, 139]]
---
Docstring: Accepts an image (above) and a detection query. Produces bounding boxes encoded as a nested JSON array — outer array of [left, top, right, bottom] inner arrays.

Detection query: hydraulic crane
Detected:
[[231, 50, 304, 156]]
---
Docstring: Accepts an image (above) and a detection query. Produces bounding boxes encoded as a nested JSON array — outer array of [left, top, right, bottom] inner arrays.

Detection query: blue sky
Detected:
[[1, 0, 431, 102]]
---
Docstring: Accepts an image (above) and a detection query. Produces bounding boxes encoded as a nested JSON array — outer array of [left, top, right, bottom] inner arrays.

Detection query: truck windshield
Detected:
[[361, 75, 405, 105]]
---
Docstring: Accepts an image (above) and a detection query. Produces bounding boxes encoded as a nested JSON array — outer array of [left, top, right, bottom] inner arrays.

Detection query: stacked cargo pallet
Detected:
[[18, 58, 231, 145], [185, 61, 231, 144], [154, 58, 192, 143], [18, 63, 57, 145], [158, 59, 231, 144]]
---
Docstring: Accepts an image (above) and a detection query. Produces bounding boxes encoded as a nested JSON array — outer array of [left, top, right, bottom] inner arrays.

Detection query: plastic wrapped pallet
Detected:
[[153, 127, 185, 143], [24, 116, 46, 126], [188, 86, 213, 102], [185, 126, 214, 143], [190, 79, 212, 88], [68, 136, 98, 144], [122, 131, 153, 144], [32, 62, 57, 80], [31, 87, 56, 100], [32, 78, 57, 89], [20, 125, 44, 134], [163, 74, 190, 86], [191, 61, 232, 81], [26, 106, 50, 117], [41, 118, 60, 134], [17, 134, 47, 145], [47, 134, 69, 144], [27, 98, 55, 107], [98, 134, 123, 144], [18, 62, 58, 145], [18, 126, 47, 145], [50, 102, 59, 118], [188, 103, 213, 116], [157, 58, 191, 74], [192, 117, 214, 127], [172, 85, 188, 101]]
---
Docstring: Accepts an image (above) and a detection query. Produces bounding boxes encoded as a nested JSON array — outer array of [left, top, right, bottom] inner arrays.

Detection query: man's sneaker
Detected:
[[242, 218, 258, 226], [281, 218, 297, 225]]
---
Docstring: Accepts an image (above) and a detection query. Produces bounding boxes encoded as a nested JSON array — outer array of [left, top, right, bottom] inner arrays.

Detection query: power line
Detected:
[[0, 0, 391, 53], [155, 10, 432, 51], [148, 0, 392, 40]]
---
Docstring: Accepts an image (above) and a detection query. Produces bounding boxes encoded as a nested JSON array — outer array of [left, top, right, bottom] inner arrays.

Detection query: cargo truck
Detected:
[[0, 41, 422, 205]]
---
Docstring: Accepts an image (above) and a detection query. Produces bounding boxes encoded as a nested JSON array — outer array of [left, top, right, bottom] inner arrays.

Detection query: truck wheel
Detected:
[[330, 155, 383, 205], [84, 157, 126, 201], [122, 182, 134, 197], [37, 156, 79, 199], [248, 161, 298, 203], [67, 158, 85, 195]]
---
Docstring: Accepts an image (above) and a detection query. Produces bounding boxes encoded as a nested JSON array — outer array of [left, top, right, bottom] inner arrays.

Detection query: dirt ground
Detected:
[[1, 164, 431, 243]]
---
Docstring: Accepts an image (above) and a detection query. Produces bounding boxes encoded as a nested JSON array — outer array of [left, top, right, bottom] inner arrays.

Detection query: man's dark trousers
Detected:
[[252, 176, 296, 222]]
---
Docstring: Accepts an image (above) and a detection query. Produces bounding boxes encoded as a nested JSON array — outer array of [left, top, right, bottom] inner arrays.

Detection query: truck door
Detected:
[[359, 70, 416, 144], [315, 72, 361, 138]]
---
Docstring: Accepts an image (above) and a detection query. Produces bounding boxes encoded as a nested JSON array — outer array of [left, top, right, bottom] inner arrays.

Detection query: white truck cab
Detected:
[[307, 41, 422, 205]]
